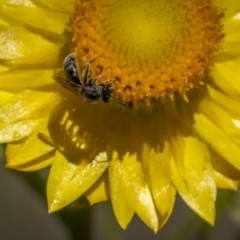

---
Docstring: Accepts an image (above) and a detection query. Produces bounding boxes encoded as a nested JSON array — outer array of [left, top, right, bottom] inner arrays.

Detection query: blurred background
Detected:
[[1, 144, 240, 240]]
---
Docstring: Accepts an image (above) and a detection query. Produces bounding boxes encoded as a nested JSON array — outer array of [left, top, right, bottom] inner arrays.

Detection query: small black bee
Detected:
[[53, 53, 113, 103]]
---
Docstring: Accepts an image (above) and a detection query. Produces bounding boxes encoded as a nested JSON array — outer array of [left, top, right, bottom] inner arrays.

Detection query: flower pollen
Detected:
[[70, 0, 224, 105]]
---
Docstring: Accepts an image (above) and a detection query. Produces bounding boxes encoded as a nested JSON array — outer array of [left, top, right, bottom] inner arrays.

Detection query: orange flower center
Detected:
[[69, 0, 224, 105]]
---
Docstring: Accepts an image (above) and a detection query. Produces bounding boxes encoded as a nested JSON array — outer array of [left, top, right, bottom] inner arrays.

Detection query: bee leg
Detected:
[[66, 79, 82, 87], [89, 56, 99, 64], [83, 56, 99, 83], [114, 99, 126, 106], [83, 62, 91, 84], [92, 75, 102, 83]]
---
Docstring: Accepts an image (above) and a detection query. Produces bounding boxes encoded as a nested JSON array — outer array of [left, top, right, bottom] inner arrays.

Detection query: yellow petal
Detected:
[[0, 25, 23, 60], [220, 5, 240, 54], [11, 43, 64, 66], [0, 90, 60, 125], [141, 143, 174, 216], [207, 85, 240, 117], [213, 56, 240, 94], [85, 171, 110, 205], [212, 7, 240, 60], [158, 186, 176, 229], [135, 184, 159, 233], [198, 97, 240, 138], [164, 101, 185, 177], [194, 113, 240, 171], [0, 118, 46, 142], [47, 150, 108, 212], [0, 69, 56, 89], [6, 128, 55, 168], [171, 137, 216, 225], [1, 2, 68, 34], [214, 51, 240, 63], [0, 91, 14, 105], [210, 149, 240, 190], [0, 64, 7, 73], [210, 64, 239, 96], [8, 152, 54, 171], [2, 0, 35, 7], [34, 0, 72, 14], [223, 17, 240, 50], [214, 171, 239, 190], [218, 0, 240, 18], [109, 151, 143, 229], [0, 24, 63, 61]]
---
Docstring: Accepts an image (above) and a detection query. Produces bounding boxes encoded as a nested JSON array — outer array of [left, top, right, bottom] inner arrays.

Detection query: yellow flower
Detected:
[[1, 0, 240, 232]]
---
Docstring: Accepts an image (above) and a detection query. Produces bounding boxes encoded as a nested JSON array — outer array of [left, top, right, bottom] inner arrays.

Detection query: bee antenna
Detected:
[[114, 99, 126, 107]]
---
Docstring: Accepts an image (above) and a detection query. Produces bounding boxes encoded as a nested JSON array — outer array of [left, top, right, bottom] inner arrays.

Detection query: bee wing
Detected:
[[53, 69, 82, 96]]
